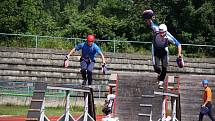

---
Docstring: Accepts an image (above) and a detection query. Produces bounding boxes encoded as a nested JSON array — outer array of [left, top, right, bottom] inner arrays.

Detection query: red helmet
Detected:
[[87, 35, 95, 42]]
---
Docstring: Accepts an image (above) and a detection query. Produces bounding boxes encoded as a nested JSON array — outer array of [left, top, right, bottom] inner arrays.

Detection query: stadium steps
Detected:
[[0, 47, 215, 82]]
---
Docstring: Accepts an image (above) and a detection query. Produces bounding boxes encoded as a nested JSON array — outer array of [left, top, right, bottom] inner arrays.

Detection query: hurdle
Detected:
[[155, 92, 179, 121], [48, 85, 96, 121], [156, 75, 181, 121], [26, 83, 96, 121]]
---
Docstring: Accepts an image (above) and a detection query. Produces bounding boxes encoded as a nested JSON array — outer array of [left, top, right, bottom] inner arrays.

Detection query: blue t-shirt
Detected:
[[75, 42, 102, 61]]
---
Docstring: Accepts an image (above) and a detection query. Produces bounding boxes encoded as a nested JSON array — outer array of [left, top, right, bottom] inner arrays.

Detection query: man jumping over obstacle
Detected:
[[65, 34, 106, 85], [143, 10, 182, 86]]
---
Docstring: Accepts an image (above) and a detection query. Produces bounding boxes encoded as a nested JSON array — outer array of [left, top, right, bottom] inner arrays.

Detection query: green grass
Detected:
[[0, 103, 103, 116], [0, 104, 28, 116]]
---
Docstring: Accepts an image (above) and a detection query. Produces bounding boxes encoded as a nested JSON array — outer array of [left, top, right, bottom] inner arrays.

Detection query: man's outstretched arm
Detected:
[[177, 45, 182, 57], [66, 48, 76, 59], [99, 52, 106, 64]]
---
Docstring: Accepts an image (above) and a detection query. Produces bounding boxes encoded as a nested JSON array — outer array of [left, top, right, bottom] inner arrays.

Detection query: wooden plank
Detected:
[[47, 86, 90, 92], [154, 91, 178, 97], [25, 118, 38, 121], [28, 109, 41, 112]]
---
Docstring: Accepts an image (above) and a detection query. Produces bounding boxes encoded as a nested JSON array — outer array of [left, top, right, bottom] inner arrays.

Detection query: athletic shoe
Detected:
[[158, 81, 164, 86], [82, 80, 87, 85]]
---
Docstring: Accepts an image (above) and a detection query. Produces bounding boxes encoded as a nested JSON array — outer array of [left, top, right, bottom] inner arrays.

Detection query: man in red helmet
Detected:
[[65, 35, 106, 85]]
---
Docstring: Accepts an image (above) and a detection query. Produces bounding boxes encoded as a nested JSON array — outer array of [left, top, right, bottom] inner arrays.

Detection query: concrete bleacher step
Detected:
[[0, 69, 108, 80], [0, 76, 109, 86], [0, 47, 215, 81], [1, 47, 215, 64], [0, 46, 213, 61], [2, 47, 215, 121]]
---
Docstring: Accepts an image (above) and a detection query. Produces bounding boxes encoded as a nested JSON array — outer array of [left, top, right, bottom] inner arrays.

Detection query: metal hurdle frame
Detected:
[[154, 92, 179, 121], [39, 99, 50, 121], [47, 86, 95, 121]]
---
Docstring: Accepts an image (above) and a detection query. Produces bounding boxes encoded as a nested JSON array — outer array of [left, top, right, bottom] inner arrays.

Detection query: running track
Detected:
[[0, 115, 104, 121]]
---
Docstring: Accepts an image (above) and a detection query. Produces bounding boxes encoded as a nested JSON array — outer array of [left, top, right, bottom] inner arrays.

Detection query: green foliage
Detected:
[[0, 0, 214, 56], [99, 42, 109, 52], [168, 44, 178, 55], [38, 38, 72, 49], [0, 36, 35, 48]]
